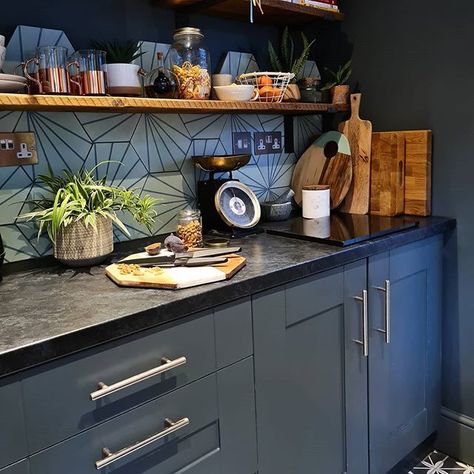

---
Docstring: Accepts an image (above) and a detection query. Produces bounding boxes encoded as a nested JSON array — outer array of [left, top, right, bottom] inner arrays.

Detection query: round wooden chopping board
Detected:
[[291, 131, 351, 206]]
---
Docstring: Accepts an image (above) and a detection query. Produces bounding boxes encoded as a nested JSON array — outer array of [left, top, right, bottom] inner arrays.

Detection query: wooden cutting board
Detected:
[[105, 254, 246, 290], [339, 94, 373, 215], [291, 131, 351, 206], [403, 130, 432, 216], [370, 132, 406, 216], [320, 152, 352, 209]]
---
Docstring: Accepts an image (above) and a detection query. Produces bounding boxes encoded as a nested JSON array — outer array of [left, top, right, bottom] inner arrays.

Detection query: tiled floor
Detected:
[[408, 450, 474, 473]]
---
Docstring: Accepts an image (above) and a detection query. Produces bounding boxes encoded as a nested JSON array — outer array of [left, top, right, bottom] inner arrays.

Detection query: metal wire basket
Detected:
[[238, 72, 295, 103]]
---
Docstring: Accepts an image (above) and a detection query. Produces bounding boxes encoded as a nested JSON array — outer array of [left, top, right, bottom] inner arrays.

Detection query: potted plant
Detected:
[[21, 163, 157, 267], [321, 59, 352, 104], [91, 40, 145, 96], [268, 27, 316, 102]]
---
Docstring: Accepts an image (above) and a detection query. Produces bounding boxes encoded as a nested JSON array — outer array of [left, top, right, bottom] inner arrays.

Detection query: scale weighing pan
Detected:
[[193, 154, 251, 173]]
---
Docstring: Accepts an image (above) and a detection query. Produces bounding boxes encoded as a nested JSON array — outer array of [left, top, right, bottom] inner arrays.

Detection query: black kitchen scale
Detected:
[[194, 155, 263, 237]]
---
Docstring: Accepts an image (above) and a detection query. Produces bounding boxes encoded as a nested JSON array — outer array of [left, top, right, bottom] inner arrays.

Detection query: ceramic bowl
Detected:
[[260, 201, 293, 222], [214, 84, 256, 102], [212, 74, 233, 86]]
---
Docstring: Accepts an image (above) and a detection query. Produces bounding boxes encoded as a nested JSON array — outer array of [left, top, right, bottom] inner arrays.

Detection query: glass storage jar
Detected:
[[169, 27, 211, 100], [145, 51, 177, 99], [176, 209, 203, 248]]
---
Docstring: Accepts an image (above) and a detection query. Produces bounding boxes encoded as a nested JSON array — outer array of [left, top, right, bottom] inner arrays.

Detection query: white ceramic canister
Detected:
[[302, 185, 330, 219]]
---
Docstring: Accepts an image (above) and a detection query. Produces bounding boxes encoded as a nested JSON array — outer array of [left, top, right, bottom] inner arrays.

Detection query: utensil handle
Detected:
[[67, 60, 82, 95], [95, 417, 189, 469], [181, 257, 228, 267], [90, 356, 187, 401], [24, 58, 42, 94], [350, 93, 361, 119], [188, 247, 241, 258]]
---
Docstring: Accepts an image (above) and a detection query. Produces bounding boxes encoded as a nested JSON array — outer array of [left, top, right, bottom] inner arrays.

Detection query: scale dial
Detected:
[[215, 181, 261, 229]]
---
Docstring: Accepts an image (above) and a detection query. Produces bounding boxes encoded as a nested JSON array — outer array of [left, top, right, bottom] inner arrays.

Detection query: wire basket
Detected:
[[238, 72, 295, 103]]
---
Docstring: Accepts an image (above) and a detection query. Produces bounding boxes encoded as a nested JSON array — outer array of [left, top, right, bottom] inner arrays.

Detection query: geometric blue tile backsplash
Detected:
[[0, 110, 321, 263]]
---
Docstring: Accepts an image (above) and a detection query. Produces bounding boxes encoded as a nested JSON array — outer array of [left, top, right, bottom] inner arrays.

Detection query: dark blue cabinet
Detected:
[[253, 265, 369, 474], [368, 236, 442, 474], [253, 236, 443, 474]]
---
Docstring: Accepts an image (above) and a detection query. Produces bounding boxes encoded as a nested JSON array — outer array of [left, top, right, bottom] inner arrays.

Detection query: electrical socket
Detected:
[[254, 131, 283, 155], [0, 132, 38, 166]]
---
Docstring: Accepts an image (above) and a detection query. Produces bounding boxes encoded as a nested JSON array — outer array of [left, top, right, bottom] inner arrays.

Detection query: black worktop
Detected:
[[0, 216, 455, 378]]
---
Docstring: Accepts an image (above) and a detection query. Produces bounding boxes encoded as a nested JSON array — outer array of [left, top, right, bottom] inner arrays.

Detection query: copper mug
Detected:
[[68, 50, 107, 95], [23, 46, 80, 94]]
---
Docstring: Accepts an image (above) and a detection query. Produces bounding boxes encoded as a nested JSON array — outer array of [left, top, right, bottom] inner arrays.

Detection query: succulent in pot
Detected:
[[321, 59, 352, 104], [90, 40, 145, 96], [21, 162, 157, 267], [268, 27, 316, 102]]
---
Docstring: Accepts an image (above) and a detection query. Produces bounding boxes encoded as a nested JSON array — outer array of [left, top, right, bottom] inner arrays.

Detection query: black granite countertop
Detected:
[[0, 216, 455, 378]]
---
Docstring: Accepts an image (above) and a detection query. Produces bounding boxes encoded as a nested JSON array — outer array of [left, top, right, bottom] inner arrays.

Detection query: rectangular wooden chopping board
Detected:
[[105, 254, 246, 290]]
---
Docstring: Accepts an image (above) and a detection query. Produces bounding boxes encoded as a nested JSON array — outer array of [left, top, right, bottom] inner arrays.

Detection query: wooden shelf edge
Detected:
[[0, 94, 349, 115]]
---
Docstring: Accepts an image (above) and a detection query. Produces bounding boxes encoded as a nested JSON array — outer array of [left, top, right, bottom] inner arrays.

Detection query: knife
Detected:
[[118, 246, 241, 266]]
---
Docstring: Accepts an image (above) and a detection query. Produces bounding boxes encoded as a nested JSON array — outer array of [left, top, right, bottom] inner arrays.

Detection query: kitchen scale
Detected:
[[194, 154, 262, 237]]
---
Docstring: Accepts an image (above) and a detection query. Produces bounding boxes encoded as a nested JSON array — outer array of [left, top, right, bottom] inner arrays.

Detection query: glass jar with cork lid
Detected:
[[176, 209, 203, 248]]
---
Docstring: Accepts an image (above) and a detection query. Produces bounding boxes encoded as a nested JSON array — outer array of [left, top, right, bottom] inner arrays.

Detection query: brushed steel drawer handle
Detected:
[[90, 356, 187, 401], [95, 416, 190, 470], [353, 290, 369, 357], [373, 280, 391, 344]]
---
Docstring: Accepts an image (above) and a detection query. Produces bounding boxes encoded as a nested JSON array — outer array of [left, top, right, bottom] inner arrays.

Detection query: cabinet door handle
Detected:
[[373, 280, 391, 344], [90, 356, 187, 401], [353, 290, 369, 357], [95, 417, 190, 469]]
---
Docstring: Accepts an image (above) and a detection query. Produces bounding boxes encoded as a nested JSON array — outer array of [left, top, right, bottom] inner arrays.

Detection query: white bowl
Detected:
[[0, 46, 6, 71], [214, 84, 256, 102], [212, 74, 233, 86]]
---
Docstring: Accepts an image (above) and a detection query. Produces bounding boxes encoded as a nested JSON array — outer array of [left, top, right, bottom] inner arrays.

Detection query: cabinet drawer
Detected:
[[30, 374, 220, 474], [0, 460, 29, 474], [0, 377, 27, 468], [285, 268, 343, 326], [22, 312, 216, 453]]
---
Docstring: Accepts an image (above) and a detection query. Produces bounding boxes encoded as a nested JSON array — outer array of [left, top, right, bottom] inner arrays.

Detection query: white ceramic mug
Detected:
[[302, 185, 330, 219]]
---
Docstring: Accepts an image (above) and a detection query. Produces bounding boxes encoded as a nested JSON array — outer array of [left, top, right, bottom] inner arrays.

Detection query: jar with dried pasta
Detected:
[[176, 209, 203, 248], [170, 27, 211, 100]]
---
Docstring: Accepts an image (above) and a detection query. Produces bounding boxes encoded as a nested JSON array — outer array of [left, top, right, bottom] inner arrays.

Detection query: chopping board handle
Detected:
[[350, 93, 361, 119]]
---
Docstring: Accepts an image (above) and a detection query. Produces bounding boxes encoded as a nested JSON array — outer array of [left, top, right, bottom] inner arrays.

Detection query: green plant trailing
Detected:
[[268, 27, 316, 80], [90, 40, 145, 64], [21, 162, 157, 243], [321, 59, 352, 91]]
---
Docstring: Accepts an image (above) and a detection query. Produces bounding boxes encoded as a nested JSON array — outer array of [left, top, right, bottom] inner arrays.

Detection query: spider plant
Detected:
[[90, 40, 145, 63], [21, 162, 158, 243], [268, 27, 316, 80], [321, 59, 352, 90]]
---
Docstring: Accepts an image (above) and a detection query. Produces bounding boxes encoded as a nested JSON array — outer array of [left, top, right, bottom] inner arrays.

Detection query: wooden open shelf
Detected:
[[165, 0, 343, 24], [0, 93, 349, 115]]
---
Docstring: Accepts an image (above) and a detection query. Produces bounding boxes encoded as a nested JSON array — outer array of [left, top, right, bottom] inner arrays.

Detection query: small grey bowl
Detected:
[[260, 201, 293, 222]]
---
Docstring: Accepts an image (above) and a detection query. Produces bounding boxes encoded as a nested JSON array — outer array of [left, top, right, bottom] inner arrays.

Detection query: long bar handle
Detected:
[[373, 280, 391, 344], [90, 356, 187, 401], [353, 290, 369, 357], [95, 417, 190, 469]]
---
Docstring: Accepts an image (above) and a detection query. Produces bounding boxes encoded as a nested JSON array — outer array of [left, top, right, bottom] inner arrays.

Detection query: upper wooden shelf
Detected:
[[0, 94, 349, 115], [165, 0, 343, 24]]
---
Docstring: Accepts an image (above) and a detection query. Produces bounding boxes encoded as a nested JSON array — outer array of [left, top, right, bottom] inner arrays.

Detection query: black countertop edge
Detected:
[[0, 217, 456, 378]]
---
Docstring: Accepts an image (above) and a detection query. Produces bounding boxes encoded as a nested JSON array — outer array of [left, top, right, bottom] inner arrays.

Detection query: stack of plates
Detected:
[[0, 73, 27, 93]]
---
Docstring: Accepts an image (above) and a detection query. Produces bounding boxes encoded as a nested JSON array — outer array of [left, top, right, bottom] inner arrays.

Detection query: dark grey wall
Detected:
[[340, 0, 474, 460], [0, 0, 283, 72]]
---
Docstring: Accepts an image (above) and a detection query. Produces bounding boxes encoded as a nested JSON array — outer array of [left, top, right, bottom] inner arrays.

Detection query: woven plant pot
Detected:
[[54, 216, 113, 267]]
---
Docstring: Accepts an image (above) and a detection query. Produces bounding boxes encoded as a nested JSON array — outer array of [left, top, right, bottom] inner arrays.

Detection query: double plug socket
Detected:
[[0, 132, 38, 167]]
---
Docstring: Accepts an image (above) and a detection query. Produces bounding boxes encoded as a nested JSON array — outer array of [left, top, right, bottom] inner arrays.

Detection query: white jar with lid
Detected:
[[302, 185, 330, 219]]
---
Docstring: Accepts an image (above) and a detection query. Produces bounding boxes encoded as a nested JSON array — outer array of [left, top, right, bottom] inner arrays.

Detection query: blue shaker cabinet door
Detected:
[[368, 236, 443, 474], [253, 267, 368, 474]]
